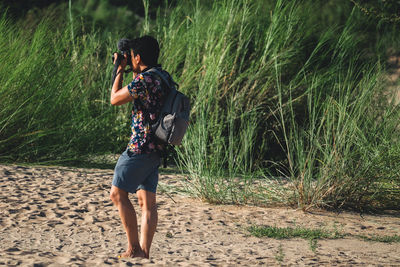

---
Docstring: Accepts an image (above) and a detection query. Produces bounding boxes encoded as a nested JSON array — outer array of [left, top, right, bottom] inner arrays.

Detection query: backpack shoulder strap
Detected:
[[147, 68, 172, 89], [147, 68, 180, 89]]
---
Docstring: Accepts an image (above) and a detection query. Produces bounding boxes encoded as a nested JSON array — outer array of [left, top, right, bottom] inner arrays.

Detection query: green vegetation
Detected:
[[358, 234, 400, 243], [351, 0, 400, 23], [1, 0, 399, 211], [248, 225, 343, 240], [275, 244, 285, 263], [248, 225, 400, 245]]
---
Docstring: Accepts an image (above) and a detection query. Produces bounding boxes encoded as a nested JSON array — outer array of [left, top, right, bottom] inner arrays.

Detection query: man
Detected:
[[109, 36, 168, 259]]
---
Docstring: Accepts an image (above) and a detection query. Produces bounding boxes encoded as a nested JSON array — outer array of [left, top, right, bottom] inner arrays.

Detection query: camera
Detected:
[[112, 38, 132, 66], [111, 38, 133, 85], [111, 52, 132, 67]]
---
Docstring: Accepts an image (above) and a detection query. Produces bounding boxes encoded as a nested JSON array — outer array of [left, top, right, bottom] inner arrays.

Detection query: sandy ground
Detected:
[[1, 164, 400, 266]]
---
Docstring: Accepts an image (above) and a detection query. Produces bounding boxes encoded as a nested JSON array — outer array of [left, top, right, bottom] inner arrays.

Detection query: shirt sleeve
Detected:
[[127, 74, 148, 103]]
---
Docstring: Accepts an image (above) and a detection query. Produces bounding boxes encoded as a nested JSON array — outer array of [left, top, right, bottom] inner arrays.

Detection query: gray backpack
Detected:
[[147, 68, 190, 146]]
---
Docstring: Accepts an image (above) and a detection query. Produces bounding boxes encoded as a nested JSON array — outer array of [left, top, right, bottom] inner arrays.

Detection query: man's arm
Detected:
[[110, 54, 133, 106]]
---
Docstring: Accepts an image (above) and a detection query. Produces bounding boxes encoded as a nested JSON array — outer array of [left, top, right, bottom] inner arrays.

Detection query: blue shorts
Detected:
[[112, 149, 161, 194]]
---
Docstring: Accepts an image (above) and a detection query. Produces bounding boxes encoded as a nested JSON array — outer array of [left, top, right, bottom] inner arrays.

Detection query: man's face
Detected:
[[130, 50, 140, 73]]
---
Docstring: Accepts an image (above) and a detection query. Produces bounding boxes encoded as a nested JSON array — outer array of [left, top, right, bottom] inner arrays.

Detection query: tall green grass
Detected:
[[0, 8, 129, 163], [152, 0, 400, 209], [0, 0, 399, 210]]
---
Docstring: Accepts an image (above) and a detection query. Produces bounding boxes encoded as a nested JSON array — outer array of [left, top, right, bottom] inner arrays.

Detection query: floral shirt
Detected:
[[126, 67, 167, 154]]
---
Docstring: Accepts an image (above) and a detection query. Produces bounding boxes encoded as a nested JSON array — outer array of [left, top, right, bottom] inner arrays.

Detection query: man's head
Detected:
[[130, 36, 160, 71]]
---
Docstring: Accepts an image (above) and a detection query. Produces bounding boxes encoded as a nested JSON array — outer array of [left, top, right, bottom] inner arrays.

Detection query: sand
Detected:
[[1, 164, 399, 266]]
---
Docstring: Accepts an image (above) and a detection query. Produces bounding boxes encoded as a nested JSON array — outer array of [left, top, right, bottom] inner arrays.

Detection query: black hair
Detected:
[[130, 35, 160, 67]]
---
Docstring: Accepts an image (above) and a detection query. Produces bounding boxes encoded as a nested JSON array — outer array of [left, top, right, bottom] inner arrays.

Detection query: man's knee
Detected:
[[137, 191, 157, 212], [142, 205, 157, 217], [110, 186, 128, 204], [139, 200, 157, 212], [138, 197, 144, 209]]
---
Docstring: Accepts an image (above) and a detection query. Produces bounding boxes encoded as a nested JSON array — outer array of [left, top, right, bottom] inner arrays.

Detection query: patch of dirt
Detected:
[[0, 164, 399, 266]]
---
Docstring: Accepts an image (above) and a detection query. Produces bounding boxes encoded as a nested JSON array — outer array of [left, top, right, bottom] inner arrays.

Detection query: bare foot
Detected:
[[118, 248, 146, 259]]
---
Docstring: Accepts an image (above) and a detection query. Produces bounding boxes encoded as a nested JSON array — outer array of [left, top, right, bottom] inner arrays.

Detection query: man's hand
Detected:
[[114, 52, 127, 72], [111, 52, 133, 106]]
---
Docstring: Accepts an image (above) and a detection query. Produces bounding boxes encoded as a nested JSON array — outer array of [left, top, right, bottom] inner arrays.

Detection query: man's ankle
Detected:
[[127, 244, 142, 252], [143, 251, 150, 259]]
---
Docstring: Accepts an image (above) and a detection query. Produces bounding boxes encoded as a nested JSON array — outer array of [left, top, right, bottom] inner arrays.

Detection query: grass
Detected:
[[248, 225, 400, 245], [357, 234, 400, 243], [275, 244, 285, 263], [248, 225, 343, 240], [1, 0, 400, 211], [248, 224, 342, 253], [154, 0, 400, 210]]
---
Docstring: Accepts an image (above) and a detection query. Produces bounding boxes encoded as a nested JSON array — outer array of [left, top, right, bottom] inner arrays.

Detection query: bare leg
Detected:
[[137, 189, 158, 259], [110, 186, 145, 258]]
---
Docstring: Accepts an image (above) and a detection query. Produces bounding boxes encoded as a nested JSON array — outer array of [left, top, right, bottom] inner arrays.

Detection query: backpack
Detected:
[[146, 68, 190, 146]]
